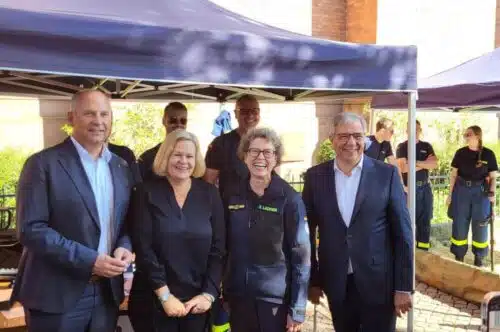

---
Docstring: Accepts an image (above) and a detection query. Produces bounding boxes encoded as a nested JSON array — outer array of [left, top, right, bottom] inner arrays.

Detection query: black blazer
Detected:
[[130, 177, 226, 301]]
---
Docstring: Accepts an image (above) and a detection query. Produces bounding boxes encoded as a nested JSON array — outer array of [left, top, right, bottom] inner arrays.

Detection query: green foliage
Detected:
[[61, 123, 73, 136], [315, 139, 335, 164], [0, 148, 31, 208], [109, 103, 166, 157]]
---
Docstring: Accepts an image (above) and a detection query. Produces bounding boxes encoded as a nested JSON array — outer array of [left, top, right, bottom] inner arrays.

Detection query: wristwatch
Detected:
[[158, 289, 171, 303]]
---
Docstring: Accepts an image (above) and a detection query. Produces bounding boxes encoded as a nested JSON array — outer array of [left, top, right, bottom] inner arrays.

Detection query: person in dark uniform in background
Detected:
[[203, 94, 260, 197], [447, 125, 497, 267], [396, 120, 438, 251], [222, 127, 310, 332], [364, 118, 397, 164], [138, 102, 188, 181], [128, 129, 225, 332]]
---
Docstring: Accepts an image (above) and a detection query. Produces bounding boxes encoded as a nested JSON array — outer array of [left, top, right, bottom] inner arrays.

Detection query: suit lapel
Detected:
[[57, 138, 100, 229], [350, 157, 373, 226], [325, 160, 347, 227]]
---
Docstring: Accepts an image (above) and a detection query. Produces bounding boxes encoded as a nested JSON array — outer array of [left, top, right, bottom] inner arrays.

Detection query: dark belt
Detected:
[[89, 275, 104, 283], [457, 177, 484, 187]]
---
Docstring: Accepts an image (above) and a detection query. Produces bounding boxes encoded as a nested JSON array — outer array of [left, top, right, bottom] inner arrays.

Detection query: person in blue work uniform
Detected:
[[204, 94, 260, 197], [128, 129, 226, 331], [222, 127, 311, 332], [138, 102, 188, 181], [447, 125, 497, 267], [396, 120, 438, 251]]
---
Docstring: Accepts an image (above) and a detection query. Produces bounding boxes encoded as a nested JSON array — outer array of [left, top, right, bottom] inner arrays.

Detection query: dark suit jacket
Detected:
[[108, 143, 142, 185], [302, 157, 413, 307], [11, 138, 133, 313], [137, 143, 161, 181]]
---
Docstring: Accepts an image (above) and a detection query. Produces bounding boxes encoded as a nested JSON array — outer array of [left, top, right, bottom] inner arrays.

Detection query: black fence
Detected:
[[284, 173, 500, 224], [2, 173, 500, 226]]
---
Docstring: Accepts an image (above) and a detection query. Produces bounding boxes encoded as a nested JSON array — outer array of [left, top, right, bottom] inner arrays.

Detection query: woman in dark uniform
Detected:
[[222, 127, 311, 332], [447, 125, 497, 266], [128, 129, 226, 331]]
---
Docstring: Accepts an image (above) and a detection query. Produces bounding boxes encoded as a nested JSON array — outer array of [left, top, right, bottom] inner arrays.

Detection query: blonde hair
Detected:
[[152, 130, 206, 178]]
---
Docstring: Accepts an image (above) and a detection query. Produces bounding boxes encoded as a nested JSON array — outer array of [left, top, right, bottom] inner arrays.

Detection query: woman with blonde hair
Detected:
[[128, 129, 226, 331]]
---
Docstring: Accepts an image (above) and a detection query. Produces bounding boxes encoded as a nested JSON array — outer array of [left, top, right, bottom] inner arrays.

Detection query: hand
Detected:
[[446, 195, 451, 206], [162, 295, 187, 317], [184, 294, 212, 314], [403, 186, 408, 193], [394, 292, 412, 318], [489, 195, 496, 204], [113, 247, 134, 267], [308, 286, 324, 305], [92, 254, 128, 278], [286, 314, 302, 332]]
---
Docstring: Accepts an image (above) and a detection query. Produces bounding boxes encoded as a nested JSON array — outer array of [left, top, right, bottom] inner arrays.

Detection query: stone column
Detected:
[[39, 100, 71, 148]]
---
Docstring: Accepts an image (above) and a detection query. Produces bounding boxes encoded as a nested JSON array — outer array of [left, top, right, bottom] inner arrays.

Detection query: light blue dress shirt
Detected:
[[71, 137, 114, 255]]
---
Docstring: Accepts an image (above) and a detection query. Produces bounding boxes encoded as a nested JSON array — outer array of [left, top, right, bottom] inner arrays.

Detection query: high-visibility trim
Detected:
[[472, 240, 488, 249], [212, 323, 230, 332], [417, 242, 430, 249], [450, 238, 468, 246]]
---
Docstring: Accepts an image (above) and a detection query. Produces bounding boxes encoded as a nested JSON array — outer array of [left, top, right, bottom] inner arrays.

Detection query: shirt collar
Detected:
[[334, 155, 364, 175], [70, 136, 112, 163]]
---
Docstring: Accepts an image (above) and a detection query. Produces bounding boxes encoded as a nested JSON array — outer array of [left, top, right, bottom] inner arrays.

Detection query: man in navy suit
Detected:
[[11, 90, 134, 332], [303, 112, 414, 332]]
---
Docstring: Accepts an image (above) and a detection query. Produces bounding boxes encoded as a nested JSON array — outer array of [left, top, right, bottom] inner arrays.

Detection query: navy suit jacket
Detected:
[[11, 138, 133, 313], [302, 157, 413, 307]]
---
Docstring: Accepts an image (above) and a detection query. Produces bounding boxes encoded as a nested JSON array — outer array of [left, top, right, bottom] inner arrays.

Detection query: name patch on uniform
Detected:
[[257, 204, 279, 213], [228, 204, 245, 210]]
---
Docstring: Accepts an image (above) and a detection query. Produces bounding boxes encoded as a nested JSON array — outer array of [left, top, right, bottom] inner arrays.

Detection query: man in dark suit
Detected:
[[137, 102, 188, 180], [303, 112, 414, 332], [11, 89, 134, 332]]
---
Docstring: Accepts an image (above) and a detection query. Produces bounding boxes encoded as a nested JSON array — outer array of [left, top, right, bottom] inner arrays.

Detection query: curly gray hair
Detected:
[[238, 127, 284, 166]]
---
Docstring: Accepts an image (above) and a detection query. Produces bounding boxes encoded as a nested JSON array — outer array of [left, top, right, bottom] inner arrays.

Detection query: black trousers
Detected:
[[26, 281, 118, 332], [228, 298, 287, 332], [328, 275, 396, 332]]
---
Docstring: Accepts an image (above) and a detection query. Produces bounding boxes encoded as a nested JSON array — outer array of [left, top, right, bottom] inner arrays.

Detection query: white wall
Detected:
[[377, 0, 496, 78]]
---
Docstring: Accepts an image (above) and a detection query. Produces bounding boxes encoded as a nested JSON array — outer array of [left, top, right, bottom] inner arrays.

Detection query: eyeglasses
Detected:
[[168, 117, 187, 125], [335, 133, 364, 143], [247, 148, 275, 159], [238, 108, 260, 116]]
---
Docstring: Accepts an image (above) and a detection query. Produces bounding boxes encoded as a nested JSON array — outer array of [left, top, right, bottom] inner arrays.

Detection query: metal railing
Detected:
[[284, 173, 500, 224]]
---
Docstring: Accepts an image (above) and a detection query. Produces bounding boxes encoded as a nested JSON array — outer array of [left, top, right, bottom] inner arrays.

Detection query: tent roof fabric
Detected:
[[0, 0, 417, 101], [372, 47, 500, 109]]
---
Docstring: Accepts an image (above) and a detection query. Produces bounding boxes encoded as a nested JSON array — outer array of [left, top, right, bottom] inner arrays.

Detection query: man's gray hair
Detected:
[[331, 112, 367, 135], [238, 127, 284, 165]]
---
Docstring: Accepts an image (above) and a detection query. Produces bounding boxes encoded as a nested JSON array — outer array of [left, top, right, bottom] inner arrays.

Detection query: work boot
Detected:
[[455, 255, 464, 262], [474, 256, 483, 267]]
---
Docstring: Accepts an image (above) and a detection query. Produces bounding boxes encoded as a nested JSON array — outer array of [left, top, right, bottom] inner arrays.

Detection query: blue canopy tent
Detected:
[[372, 47, 500, 110], [0, 0, 417, 101], [0, 0, 420, 330]]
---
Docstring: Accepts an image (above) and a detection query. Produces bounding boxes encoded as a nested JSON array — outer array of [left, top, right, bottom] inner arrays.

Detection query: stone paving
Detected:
[[300, 281, 483, 332]]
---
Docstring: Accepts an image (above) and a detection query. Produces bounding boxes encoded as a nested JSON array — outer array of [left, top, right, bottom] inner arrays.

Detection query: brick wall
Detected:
[[312, 0, 347, 40]]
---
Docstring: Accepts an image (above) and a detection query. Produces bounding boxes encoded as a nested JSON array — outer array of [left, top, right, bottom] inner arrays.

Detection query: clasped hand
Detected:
[[162, 294, 213, 317], [92, 247, 133, 278]]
